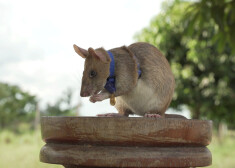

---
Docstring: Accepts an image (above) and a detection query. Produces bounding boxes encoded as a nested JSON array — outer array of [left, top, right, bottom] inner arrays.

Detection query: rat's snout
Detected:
[[80, 83, 92, 97], [80, 91, 89, 97], [80, 87, 89, 97]]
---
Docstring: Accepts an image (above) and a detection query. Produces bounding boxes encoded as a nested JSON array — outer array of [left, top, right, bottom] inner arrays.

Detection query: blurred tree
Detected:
[[135, 0, 235, 127], [0, 82, 37, 129], [43, 88, 80, 116], [184, 0, 235, 53]]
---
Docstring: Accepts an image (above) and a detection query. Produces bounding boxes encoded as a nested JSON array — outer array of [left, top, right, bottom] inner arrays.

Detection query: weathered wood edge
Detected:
[[40, 144, 212, 168], [40, 117, 212, 147]]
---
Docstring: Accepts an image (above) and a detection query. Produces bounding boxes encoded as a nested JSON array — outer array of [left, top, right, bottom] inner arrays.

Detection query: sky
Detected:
[[0, 0, 189, 117]]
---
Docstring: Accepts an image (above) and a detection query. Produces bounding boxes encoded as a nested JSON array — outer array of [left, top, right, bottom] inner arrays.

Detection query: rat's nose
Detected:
[[80, 92, 88, 97]]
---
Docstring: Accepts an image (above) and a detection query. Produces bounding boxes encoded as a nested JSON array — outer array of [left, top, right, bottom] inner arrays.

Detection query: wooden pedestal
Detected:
[[40, 117, 212, 168]]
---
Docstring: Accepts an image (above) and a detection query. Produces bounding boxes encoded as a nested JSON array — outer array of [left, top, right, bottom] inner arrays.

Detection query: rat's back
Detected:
[[122, 42, 175, 115]]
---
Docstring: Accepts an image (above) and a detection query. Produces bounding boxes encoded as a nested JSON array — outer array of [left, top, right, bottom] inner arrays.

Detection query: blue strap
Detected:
[[104, 51, 142, 94], [107, 51, 115, 77], [138, 66, 142, 77], [104, 51, 116, 94], [136, 59, 142, 78]]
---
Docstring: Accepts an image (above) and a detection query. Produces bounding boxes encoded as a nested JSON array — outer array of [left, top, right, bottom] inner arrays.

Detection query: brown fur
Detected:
[[127, 42, 175, 115], [74, 42, 175, 116], [109, 46, 139, 96]]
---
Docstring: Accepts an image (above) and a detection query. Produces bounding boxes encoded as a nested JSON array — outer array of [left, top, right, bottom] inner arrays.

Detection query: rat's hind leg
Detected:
[[144, 109, 164, 118], [97, 98, 133, 117], [97, 107, 133, 117], [144, 97, 172, 118], [115, 97, 134, 116], [144, 113, 162, 118], [144, 111, 187, 119]]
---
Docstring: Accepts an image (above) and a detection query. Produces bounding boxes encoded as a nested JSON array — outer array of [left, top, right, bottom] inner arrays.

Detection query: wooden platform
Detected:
[[40, 116, 212, 168]]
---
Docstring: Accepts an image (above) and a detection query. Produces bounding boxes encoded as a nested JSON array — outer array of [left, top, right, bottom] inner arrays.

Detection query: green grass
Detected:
[[208, 130, 235, 168], [0, 130, 62, 168], [0, 129, 235, 168]]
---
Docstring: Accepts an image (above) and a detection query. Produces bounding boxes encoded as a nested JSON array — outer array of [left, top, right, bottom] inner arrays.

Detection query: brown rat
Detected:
[[73, 42, 175, 117]]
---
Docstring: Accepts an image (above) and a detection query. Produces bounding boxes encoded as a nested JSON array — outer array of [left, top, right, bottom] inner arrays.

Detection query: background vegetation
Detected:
[[0, 0, 234, 167], [136, 0, 235, 128]]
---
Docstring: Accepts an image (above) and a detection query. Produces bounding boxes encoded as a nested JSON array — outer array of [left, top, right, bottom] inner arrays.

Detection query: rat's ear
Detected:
[[88, 47, 110, 63], [73, 44, 88, 58]]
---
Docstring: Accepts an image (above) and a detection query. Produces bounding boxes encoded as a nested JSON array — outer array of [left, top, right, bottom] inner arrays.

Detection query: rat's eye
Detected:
[[89, 70, 97, 78]]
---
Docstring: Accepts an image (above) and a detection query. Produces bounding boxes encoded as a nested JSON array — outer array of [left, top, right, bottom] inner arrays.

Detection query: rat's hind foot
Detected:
[[97, 113, 126, 117], [144, 113, 162, 118]]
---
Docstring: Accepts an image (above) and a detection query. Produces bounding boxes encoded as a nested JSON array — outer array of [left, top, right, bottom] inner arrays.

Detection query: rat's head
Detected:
[[73, 44, 111, 97]]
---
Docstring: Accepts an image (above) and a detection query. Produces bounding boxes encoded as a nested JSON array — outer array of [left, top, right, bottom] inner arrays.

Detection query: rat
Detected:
[[73, 42, 175, 118]]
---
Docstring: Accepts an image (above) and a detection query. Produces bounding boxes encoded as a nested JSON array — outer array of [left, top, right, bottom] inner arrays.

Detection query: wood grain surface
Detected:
[[40, 143, 212, 168], [41, 117, 212, 147]]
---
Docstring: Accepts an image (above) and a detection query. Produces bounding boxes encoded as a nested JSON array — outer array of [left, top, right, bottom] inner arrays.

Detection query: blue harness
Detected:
[[104, 51, 141, 94]]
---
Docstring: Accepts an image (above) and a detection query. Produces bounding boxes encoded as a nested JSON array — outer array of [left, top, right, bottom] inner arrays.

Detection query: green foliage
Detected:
[[184, 0, 235, 53], [0, 82, 37, 130], [0, 81, 80, 131], [135, 0, 235, 126]]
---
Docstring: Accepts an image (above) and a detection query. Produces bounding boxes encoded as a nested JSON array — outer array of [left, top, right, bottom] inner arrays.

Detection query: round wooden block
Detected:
[[40, 144, 212, 168], [41, 117, 212, 147]]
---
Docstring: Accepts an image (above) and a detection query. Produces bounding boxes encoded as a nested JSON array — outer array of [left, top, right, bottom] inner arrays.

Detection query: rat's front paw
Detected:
[[89, 93, 109, 103], [90, 94, 103, 103]]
